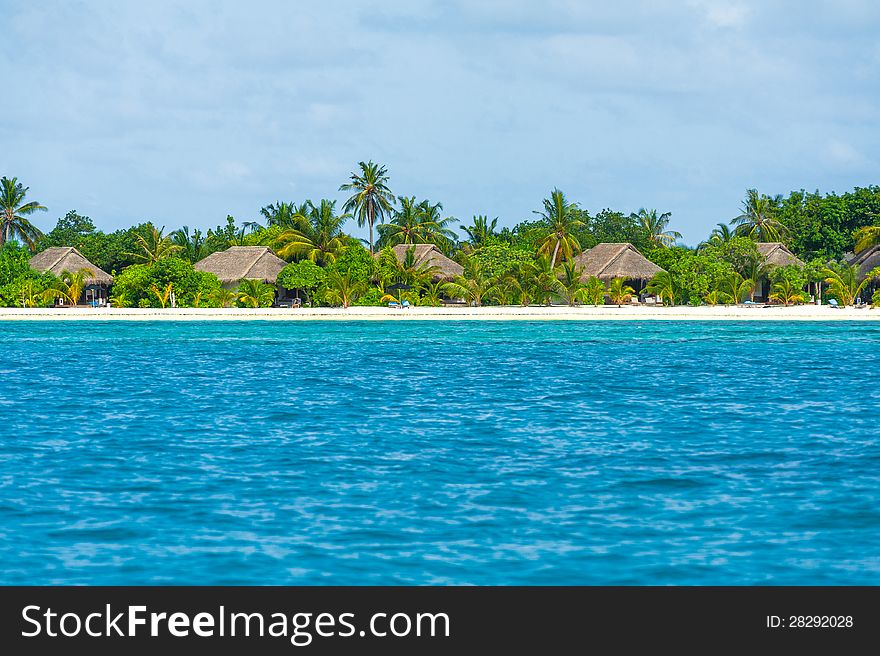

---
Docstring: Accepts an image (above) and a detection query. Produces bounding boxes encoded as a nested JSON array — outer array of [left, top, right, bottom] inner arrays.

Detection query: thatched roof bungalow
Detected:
[[384, 244, 464, 280], [29, 247, 113, 285], [756, 242, 804, 268], [195, 246, 287, 286], [847, 245, 880, 279], [573, 243, 663, 284]]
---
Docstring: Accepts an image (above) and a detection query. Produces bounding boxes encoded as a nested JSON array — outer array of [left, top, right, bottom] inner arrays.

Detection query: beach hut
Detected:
[[573, 243, 664, 293], [754, 242, 805, 300], [195, 246, 287, 286], [195, 246, 288, 301], [383, 244, 464, 281], [29, 247, 113, 305], [847, 245, 880, 279], [847, 245, 880, 301]]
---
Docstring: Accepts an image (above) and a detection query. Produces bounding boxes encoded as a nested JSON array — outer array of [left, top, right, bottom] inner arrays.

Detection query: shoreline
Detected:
[[0, 305, 877, 321]]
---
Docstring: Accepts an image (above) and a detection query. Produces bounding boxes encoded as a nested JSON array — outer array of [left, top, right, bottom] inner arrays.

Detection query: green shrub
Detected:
[[111, 258, 222, 307]]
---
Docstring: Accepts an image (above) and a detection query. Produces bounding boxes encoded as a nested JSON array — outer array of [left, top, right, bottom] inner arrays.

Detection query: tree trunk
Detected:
[[368, 205, 374, 255], [550, 240, 561, 269]]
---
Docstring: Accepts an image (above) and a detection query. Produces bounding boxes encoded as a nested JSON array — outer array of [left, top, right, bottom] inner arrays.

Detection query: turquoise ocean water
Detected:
[[0, 320, 878, 584]]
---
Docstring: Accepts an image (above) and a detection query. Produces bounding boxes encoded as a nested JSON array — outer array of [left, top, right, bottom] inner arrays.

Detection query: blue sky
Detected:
[[2, 0, 878, 244]]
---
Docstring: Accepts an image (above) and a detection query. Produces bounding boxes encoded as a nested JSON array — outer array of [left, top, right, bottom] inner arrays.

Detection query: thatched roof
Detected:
[[29, 247, 113, 284], [756, 242, 804, 268], [194, 246, 287, 284], [847, 245, 880, 278], [573, 243, 664, 281], [386, 244, 464, 280]]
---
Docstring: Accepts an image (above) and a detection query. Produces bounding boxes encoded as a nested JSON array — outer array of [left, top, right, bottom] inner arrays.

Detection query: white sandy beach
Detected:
[[0, 305, 877, 321]]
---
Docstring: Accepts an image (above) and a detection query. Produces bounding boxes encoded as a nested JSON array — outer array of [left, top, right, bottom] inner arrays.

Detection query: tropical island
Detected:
[[1, 163, 879, 317]]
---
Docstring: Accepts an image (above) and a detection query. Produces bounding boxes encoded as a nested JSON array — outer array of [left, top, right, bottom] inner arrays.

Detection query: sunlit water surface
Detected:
[[1, 320, 878, 584]]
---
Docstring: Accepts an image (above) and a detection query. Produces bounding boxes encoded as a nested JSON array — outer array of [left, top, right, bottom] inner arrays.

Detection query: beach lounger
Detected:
[[828, 299, 840, 308], [402, 300, 410, 309], [388, 302, 401, 309]]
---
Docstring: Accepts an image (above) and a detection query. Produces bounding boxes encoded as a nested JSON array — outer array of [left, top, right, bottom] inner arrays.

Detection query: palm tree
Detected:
[[582, 276, 606, 306], [703, 289, 724, 306], [173, 226, 210, 262], [237, 279, 276, 308], [709, 223, 734, 244], [419, 279, 446, 307], [554, 260, 587, 306], [150, 282, 174, 308], [417, 200, 457, 250], [0, 176, 47, 250], [210, 287, 238, 308], [743, 258, 771, 302], [377, 197, 456, 248], [261, 201, 307, 229], [853, 224, 880, 254], [646, 271, 677, 306], [18, 278, 47, 307], [632, 208, 681, 248], [460, 215, 498, 248], [42, 269, 94, 306], [534, 189, 584, 268], [340, 161, 395, 255], [323, 270, 367, 308], [503, 261, 538, 306], [532, 254, 561, 305], [769, 279, 807, 306], [723, 271, 753, 304], [608, 277, 635, 306], [443, 256, 499, 307], [730, 189, 787, 242], [697, 223, 735, 251], [823, 263, 871, 306], [377, 245, 440, 288], [127, 225, 183, 264], [275, 200, 351, 265]]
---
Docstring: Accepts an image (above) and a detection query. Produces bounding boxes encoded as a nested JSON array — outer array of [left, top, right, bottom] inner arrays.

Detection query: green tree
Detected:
[[275, 200, 351, 265], [377, 197, 456, 249], [469, 239, 535, 280], [377, 245, 440, 288], [731, 189, 787, 242], [853, 224, 880, 253], [126, 225, 183, 264], [173, 226, 211, 263], [340, 161, 395, 255], [823, 263, 872, 306], [534, 189, 584, 268], [210, 287, 238, 308], [502, 261, 539, 306], [111, 258, 221, 308], [443, 256, 498, 307], [261, 201, 306, 229], [722, 271, 753, 304], [632, 208, 680, 248], [277, 260, 326, 301], [237, 279, 276, 308], [700, 223, 735, 248], [149, 282, 174, 308], [646, 271, 678, 306], [608, 277, 635, 306], [0, 177, 47, 250], [43, 269, 94, 306], [460, 215, 498, 248], [323, 270, 368, 308], [769, 279, 807, 306], [582, 276, 606, 306], [554, 260, 588, 306]]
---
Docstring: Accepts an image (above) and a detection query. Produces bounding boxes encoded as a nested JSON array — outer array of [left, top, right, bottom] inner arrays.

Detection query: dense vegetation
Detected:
[[2, 170, 880, 309]]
